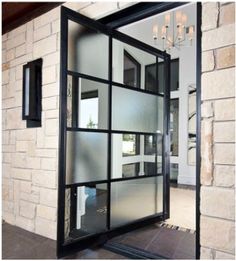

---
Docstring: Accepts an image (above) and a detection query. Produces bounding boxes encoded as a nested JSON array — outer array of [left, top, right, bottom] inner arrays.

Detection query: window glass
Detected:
[[170, 99, 179, 156], [122, 134, 140, 156], [64, 184, 107, 242], [122, 163, 140, 178]]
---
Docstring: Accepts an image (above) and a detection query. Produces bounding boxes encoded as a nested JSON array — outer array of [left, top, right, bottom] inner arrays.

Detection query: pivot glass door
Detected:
[[58, 6, 170, 258]]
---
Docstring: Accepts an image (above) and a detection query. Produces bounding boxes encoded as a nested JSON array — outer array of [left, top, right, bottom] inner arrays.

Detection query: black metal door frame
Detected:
[[57, 5, 171, 258], [99, 2, 201, 260]]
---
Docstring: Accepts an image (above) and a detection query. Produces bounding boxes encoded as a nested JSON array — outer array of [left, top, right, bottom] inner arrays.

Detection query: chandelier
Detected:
[[152, 11, 194, 52]]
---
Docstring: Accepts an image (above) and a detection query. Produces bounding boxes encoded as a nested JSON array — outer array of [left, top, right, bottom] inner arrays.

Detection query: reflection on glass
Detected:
[[170, 163, 178, 182], [68, 20, 109, 79], [122, 163, 140, 178], [122, 134, 140, 156], [66, 131, 107, 184], [112, 134, 162, 179], [113, 39, 155, 88], [67, 75, 108, 129], [111, 177, 163, 228], [170, 99, 179, 156], [123, 50, 140, 88], [112, 86, 163, 133], [64, 184, 107, 242]]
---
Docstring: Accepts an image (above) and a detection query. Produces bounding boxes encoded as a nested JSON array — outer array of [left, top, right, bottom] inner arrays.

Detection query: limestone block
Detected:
[[40, 188, 57, 208], [33, 24, 51, 42], [220, 3, 235, 26], [202, 50, 215, 72], [215, 98, 235, 121], [214, 121, 235, 143], [214, 143, 235, 165], [202, 2, 219, 31], [37, 205, 56, 221], [20, 200, 36, 219], [214, 165, 235, 187], [12, 168, 31, 181], [216, 45, 235, 69], [45, 119, 58, 136], [6, 32, 25, 50], [32, 170, 56, 188], [200, 247, 214, 259], [35, 217, 56, 240], [15, 44, 26, 57], [33, 34, 57, 58], [15, 216, 34, 232]]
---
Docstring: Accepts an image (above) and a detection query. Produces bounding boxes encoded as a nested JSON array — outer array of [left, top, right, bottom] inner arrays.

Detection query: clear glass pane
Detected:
[[68, 20, 109, 79], [111, 176, 163, 228], [171, 59, 179, 91], [24, 67, 30, 116], [64, 184, 107, 243], [113, 39, 155, 89], [170, 99, 179, 156], [67, 75, 108, 129], [66, 131, 107, 184], [112, 134, 162, 179], [170, 163, 178, 182], [112, 86, 164, 133]]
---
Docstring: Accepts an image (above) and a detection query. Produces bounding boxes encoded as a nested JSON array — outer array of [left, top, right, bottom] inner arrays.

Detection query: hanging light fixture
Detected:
[[152, 10, 195, 52]]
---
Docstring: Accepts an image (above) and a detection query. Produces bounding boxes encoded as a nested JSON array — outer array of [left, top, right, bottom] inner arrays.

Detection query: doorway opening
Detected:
[[57, 2, 201, 259]]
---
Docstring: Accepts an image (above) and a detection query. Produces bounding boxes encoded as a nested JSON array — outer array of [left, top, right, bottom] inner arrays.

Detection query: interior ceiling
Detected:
[[2, 2, 62, 34]]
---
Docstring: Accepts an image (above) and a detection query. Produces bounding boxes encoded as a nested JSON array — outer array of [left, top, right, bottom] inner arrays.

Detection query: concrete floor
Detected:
[[166, 186, 196, 230]]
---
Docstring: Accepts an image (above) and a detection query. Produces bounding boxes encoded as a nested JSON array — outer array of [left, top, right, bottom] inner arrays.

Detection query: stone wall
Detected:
[[2, 1, 131, 241], [201, 2, 235, 259]]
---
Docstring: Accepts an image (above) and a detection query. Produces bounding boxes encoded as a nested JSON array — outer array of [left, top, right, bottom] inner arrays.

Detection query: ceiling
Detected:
[[2, 2, 62, 34]]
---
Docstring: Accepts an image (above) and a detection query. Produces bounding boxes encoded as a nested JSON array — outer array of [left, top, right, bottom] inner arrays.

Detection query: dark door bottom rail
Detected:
[[103, 241, 168, 260]]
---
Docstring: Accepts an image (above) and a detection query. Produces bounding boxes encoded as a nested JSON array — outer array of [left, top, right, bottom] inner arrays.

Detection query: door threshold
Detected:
[[103, 241, 168, 260]]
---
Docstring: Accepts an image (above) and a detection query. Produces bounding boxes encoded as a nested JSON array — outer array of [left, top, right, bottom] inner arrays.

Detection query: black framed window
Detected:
[[145, 58, 179, 93], [22, 58, 42, 127], [123, 50, 141, 88]]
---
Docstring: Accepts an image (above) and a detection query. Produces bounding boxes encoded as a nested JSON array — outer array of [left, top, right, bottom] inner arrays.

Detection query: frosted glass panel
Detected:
[[111, 176, 163, 228], [68, 20, 108, 79], [66, 131, 107, 184], [112, 86, 163, 133]]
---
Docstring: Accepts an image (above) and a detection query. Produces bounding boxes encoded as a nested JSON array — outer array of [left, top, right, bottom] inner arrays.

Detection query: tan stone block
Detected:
[[44, 136, 58, 149], [33, 24, 51, 42], [32, 170, 56, 188], [6, 32, 25, 50], [214, 121, 235, 143], [2, 70, 9, 84], [200, 216, 235, 253], [42, 82, 59, 98], [2, 144, 15, 153], [52, 19, 60, 34], [220, 3, 235, 26], [215, 143, 235, 165], [201, 186, 235, 220], [15, 65, 23, 80], [2, 212, 15, 225], [202, 50, 215, 72], [45, 110, 59, 119], [16, 141, 28, 152], [35, 217, 56, 240], [215, 98, 235, 121], [3, 153, 11, 163], [6, 48, 15, 62], [13, 180, 20, 215], [2, 130, 10, 145], [42, 65, 57, 85], [33, 7, 59, 30], [10, 53, 32, 68], [36, 128, 45, 148], [202, 24, 235, 51], [45, 119, 59, 136], [200, 247, 213, 259], [15, 216, 34, 232], [216, 45, 235, 69], [41, 158, 57, 171], [3, 201, 14, 213], [33, 34, 57, 58], [8, 24, 26, 39], [6, 108, 24, 130], [42, 96, 58, 111], [215, 250, 235, 259], [12, 168, 31, 180], [202, 68, 235, 100], [202, 2, 219, 31], [20, 200, 36, 219], [37, 205, 56, 221], [20, 192, 40, 204], [9, 130, 16, 145], [201, 119, 213, 185], [15, 44, 26, 57], [20, 181, 32, 193], [16, 129, 36, 141], [2, 163, 11, 178], [43, 52, 59, 67], [35, 149, 57, 158], [26, 157, 41, 169], [40, 188, 57, 208], [214, 165, 235, 187], [12, 154, 27, 169], [2, 98, 15, 109]]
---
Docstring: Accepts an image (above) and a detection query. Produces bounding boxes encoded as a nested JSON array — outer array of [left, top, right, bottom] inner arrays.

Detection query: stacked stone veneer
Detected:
[[200, 2, 235, 259], [2, 2, 132, 241]]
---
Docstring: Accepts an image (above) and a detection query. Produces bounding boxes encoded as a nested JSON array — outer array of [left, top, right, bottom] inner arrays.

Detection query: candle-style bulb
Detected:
[[153, 25, 158, 40]]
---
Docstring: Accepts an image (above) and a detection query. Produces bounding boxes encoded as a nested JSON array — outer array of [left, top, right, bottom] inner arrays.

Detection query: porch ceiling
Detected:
[[2, 2, 62, 34]]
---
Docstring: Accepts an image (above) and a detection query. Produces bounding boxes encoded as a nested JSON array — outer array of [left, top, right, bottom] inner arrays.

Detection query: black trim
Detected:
[[196, 3, 202, 260]]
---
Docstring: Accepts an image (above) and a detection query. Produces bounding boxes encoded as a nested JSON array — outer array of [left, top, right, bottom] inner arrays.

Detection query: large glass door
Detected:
[[57, 6, 170, 258]]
